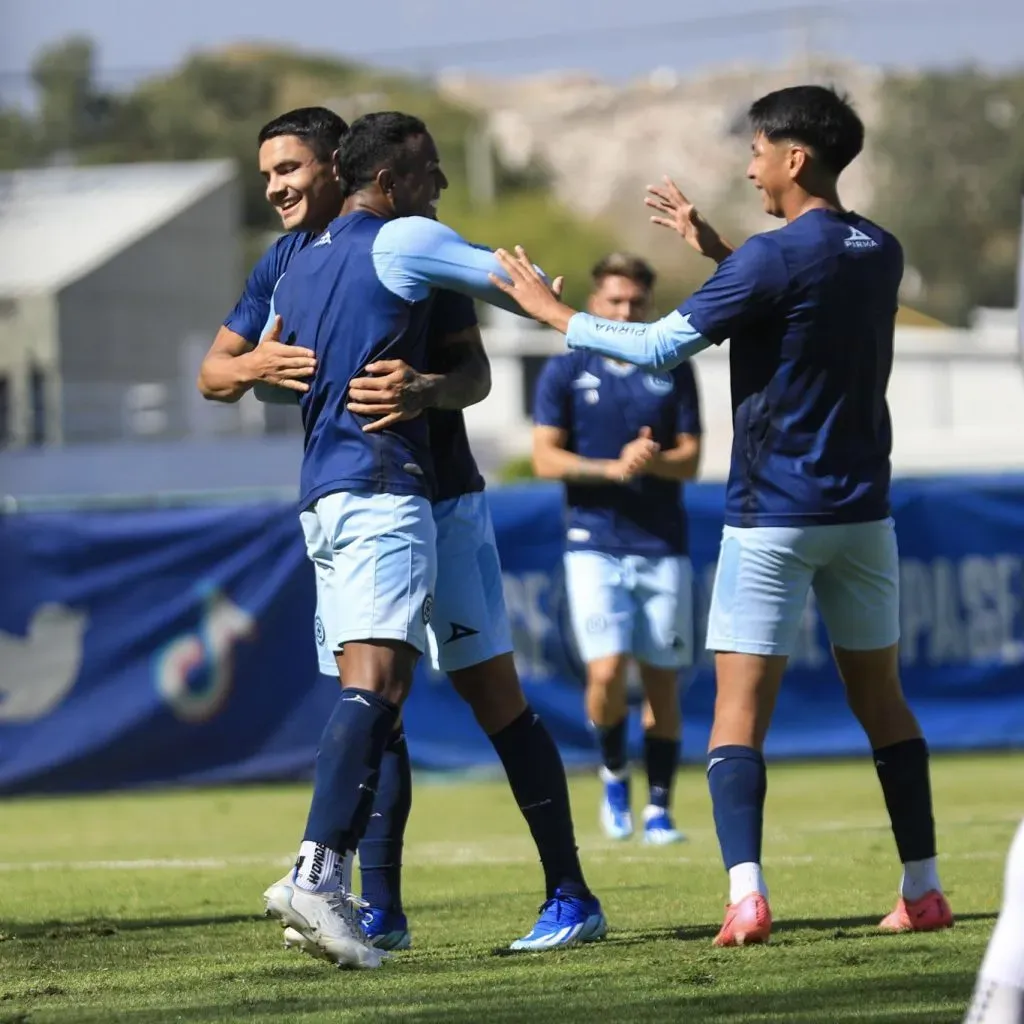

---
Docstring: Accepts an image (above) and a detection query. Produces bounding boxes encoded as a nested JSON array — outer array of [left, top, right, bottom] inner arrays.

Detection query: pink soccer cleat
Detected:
[[713, 892, 772, 947], [879, 889, 954, 933]]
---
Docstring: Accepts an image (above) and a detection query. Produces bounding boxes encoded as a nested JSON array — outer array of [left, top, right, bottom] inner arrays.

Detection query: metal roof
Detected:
[[0, 159, 237, 299]]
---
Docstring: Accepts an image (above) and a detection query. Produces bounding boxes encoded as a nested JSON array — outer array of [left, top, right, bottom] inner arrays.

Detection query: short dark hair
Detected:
[[257, 107, 348, 162], [338, 111, 428, 196], [747, 85, 864, 175], [591, 252, 657, 292]]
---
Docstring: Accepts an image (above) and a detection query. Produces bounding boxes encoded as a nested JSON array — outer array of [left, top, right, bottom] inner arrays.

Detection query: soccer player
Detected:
[[486, 84, 953, 947], [531, 253, 701, 846], [964, 819, 1024, 1023], [200, 110, 604, 965], [197, 107, 346, 401]]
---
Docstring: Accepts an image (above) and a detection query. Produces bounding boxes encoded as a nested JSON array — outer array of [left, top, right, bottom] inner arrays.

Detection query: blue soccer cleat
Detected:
[[510, 890, 608, 951], [361, 907, 412, 951], [599, 773, 633, 840], [642, 805, 686, 845]]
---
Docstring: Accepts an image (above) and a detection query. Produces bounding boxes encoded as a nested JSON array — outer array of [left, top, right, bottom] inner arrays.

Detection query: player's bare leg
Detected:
[[706, 651, 786, 946], [639, 664, 685, 843], [833, 643, 953, 932], [449, 651, 527, 734]]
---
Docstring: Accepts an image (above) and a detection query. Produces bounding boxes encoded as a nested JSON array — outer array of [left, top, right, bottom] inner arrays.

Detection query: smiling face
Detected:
[[745, 130, 808, 219], [385, 132, 448, 219], [258, 134, 341, 233]]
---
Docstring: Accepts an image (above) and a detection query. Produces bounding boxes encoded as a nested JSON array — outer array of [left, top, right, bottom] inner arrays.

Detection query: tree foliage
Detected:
[[0, 38, 618, 308], [871, 69, 1024, 324], [8, 42, 1019, 320]]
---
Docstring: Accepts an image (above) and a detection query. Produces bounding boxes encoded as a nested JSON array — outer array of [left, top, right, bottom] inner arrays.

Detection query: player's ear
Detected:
[[789, 145, 808, 179], [377, 167, 395, 198]]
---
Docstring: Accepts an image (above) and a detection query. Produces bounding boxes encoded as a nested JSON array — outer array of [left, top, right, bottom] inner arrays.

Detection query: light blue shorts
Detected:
[[563, 550, 694, 669], [426, 491, 514, 675], [300, 490, 437, 673], [705, 518, 900, 657]]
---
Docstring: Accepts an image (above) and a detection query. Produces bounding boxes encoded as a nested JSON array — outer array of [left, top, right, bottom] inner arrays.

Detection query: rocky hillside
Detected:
[[440, 59, 883, 282]]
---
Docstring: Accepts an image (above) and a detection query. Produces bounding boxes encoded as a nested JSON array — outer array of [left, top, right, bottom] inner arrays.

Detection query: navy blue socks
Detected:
[[873, 737, 937, 863], [357, 727, 413, 913], [300, 688, 399, 859], [644, 735, 679, 809], [707, 745, 767, 869], [491, 706, 590, 899]]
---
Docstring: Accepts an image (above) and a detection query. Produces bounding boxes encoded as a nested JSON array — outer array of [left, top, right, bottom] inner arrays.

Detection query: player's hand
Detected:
[[490, 247, 573, 332], [609, 426, 660, 481], [246, 316, 316, 392], [645, 177, 732, 262], [347, 359, 430, 433]]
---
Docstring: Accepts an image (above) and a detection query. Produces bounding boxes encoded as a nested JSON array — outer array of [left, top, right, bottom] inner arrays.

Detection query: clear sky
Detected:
[[3, 0, 1022, 104]]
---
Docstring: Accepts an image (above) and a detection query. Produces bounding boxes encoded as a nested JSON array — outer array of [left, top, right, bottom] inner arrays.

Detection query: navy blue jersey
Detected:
[[223, 232, 313, 343], [533, 351, 702, 557], [426, 290, 486, 501], [679, 209, 902, 528], [272, 212, 435, 506], [229, 225, 485, 503]]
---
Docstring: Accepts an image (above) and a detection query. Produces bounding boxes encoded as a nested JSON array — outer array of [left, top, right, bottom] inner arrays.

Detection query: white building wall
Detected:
[[470, 308, 1024, 482]]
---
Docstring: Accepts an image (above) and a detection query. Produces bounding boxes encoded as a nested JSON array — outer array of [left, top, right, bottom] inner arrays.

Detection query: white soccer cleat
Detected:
[[283, 926, 324, 958], [263, 872, 387, 970]]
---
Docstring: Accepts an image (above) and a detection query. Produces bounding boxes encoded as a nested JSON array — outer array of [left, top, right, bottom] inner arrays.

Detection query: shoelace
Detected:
[[534, 895, 577, 922], [324, 889, 371, 939]]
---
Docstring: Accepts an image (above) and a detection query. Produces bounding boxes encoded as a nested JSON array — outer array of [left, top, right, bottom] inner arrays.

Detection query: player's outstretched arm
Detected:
[[489, 247, 713, 372], [371, 217, 563, 317], [645, 176, 735, 265]]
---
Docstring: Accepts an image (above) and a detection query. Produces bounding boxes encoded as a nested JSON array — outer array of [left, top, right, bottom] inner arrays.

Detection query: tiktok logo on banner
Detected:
[[155, 587, 256, 723]]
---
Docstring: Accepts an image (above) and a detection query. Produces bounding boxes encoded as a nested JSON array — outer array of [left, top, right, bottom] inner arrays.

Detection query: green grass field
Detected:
[[2, 753, 1021, 1024]]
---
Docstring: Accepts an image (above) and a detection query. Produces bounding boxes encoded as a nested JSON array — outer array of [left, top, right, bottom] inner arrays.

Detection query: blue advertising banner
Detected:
[[1, 478, 1023, 795]]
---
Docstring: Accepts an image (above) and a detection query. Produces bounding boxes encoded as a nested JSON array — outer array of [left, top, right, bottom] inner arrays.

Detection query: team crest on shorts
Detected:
[[315, 616, 326, 646], [422, 594, 433, 625], [586, 613, 608, 634], [643, 373, 673, 395]]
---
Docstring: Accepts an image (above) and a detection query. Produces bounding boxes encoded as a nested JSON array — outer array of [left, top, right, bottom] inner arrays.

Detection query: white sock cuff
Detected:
[[728, 862, 768, 905], [294, 840, 341, 892]]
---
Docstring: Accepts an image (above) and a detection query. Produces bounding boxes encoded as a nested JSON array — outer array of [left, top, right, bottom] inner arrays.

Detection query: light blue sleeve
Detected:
[[371, 217, 542, 317], [564, 310, 713, 372], [260, 278, 280, 339]]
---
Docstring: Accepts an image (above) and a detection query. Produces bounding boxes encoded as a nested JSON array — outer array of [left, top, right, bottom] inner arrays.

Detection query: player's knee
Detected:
[[834, 644, 921, 744], [337, 640, 420, 706], [450, 654, 526, 734], [709, 652, 785, 750], [835, 644, 903, 712], [586, 655, 629, 694]]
